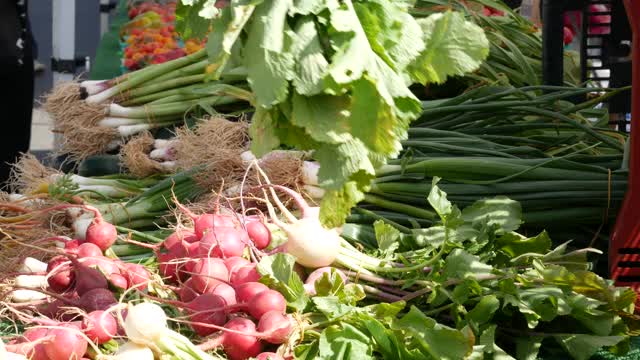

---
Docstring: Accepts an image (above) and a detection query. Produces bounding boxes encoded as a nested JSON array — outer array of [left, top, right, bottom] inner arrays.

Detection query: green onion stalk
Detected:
[[46, 173, 165, 201], [46, 47, 251, 161], [348, 85, 628, 246]]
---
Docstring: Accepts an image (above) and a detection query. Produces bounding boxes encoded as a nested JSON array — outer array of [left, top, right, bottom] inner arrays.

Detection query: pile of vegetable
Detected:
[[121, 1, 205, 71], [1, 180, 638, 360], [4, 0, 636, 359]]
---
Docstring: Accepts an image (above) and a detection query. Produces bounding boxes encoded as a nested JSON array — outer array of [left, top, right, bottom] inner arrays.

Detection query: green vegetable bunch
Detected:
[[258, 180, 639, 360], [177, 0, 490, 228]]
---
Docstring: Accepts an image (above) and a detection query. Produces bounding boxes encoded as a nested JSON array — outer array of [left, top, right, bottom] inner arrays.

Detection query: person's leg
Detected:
[[0, 55, 34, 188]]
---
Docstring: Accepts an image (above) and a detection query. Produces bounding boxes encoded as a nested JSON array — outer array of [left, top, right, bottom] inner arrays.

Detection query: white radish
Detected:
[[15, 275, 48, 289], [124, 302, 168, 345], [121, 302, 221, 360], [20, 257, 48, 273], [10, 289, 48, 303], [113, 342, 154, 360], [262, 184, 342, 268]]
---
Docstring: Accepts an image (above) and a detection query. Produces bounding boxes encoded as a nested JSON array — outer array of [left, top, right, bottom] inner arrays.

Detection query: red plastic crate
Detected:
[[609, 0, 640, 297]]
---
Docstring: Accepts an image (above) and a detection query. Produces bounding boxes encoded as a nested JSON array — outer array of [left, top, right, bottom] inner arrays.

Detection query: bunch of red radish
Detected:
[[3, 310, 118, 360], [2, 204, 155, 360], [146, 209, 295, 359], [6, 242, 147, 359]]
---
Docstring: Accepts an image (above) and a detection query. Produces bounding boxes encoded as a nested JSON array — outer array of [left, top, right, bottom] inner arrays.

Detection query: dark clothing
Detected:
[[504, 0, 523, 9], [0, 0, 34, 187]]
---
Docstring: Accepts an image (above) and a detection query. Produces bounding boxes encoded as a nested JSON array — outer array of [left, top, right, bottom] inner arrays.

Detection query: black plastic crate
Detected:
[[541, 0, 632, 132]]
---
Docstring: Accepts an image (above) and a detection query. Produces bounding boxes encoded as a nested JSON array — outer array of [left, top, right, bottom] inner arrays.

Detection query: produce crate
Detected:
[[541, 0, 639, 300], [608, 0, 640, 301], [541, 0, 632, 131]]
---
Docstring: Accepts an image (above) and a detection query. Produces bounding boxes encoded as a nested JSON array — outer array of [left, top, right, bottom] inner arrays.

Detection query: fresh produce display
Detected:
[[2, 0, 637, 359], [121, 1, 206, 71]]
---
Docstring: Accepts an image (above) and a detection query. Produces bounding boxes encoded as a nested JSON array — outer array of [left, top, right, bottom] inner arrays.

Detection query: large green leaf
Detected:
[[175, 0, 211, 40], [554, 334, 625, 360], [461, 196, 522, 233], [206, 0, 259, 77], [443, 249, 494, 279], [291, 17, 330, 96], [467, 295, 500, 325], [392, 306, 473, 360], [244, 0, 296, 108], [373, 220, 401, 258], [408, 11, 489, 84], [318, 324, 375, 360]]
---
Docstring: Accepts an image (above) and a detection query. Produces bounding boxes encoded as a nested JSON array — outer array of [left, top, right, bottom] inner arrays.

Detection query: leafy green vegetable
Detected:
[[202, 1, 489, 227], [392, 306, 473, 359], [407, 11, 489, 84], [318, 324, 376, 359], [257, 253, 309, 311]]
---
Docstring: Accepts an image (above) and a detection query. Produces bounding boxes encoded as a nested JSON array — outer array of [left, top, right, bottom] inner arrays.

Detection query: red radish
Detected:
[[235, 282, 268, 304], [202, 282, 236, 307], [82, 310, 117, 344], [9, 328, 51, 360], [4, 337, 52, 360], [109, 273, 128, 290], [64, 239, 81, 254], [46, 256, 74, 292], [304, 267, 348, 296], [193, 213, 239, 239], [187, 294, 228, 336], [246, 221, 271, 249], [221, 318, 263, 360], [186, 241, 200, 256], [76, 243, 103, 258], [123, 263, 150, 291], [150, 293, 230, 337], [43, 326, 88, 360], [224, 256, 251, 277], [223, 318, 263, 360], [158, 252, 179, 280], [257, 311, 293, 344], [37, 298, 70, 319], [79, 256, 120, 276], [248, 290, 287, 320], [20, 328, 49, 342], [163, 228, 197, 250], [29, 287, 114, 313], [59, 253, 109, 296], [199, 228, 247, 258], [180, 278, 200, 303], [230, 264, 261, 285], [78, 288, 118, 312], [191, 258, 228, 293], [256, 353, 284, 360], [85, 216, 118, 251], [74, 265, 108, 296]]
